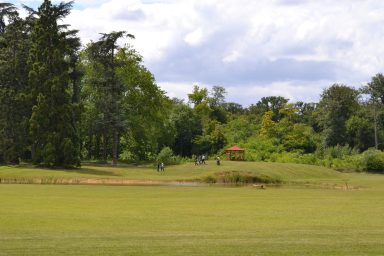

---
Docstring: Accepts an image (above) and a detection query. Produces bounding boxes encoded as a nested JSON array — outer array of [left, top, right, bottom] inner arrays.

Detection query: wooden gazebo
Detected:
[[225, 146, 245, 161]]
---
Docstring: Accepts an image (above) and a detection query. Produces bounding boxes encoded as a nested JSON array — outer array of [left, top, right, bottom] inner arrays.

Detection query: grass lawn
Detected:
[[1, 184, 384, 255], [0, 160, 348, 185], [0, 162, 383, 255]]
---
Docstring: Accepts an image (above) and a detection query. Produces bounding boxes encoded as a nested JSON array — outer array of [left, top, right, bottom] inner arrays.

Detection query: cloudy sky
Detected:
[[9, 0, 384, 105]]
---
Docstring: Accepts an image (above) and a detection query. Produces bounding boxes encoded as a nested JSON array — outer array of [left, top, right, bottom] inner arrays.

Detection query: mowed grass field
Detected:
[[0, 160, 350, 184], [0, 161, 384, 255]]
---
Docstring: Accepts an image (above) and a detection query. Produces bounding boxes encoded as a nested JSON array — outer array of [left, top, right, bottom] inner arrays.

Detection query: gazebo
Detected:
[[225, 146, 245, 161]]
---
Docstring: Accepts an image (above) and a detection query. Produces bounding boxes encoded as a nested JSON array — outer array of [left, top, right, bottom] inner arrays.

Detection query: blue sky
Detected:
[[9, 0, 384, 105]]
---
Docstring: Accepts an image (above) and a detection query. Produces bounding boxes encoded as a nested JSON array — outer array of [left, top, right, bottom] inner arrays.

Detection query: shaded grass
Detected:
[[0, 184, 384, 255]]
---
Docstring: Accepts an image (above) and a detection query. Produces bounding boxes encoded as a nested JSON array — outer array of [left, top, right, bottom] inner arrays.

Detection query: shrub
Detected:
[[156, 147, 185, 165], [203, 174, 216, 184], [361, 149, 384, 173], [211, 171, 281, 184]]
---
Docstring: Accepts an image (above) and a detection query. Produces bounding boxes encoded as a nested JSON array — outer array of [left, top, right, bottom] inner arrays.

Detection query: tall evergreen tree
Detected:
[[28, 0, 79, 167], [0, 6, 31, 164], [0, 3, 16, 35]]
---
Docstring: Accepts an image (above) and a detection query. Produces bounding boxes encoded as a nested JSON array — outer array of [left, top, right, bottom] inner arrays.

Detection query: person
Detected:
[[160, 162, 165, 172], [194, 156, 198, 166], [157, 162, 160, 172], [216, 156, 220, 166], [202, 155, 206, 164]]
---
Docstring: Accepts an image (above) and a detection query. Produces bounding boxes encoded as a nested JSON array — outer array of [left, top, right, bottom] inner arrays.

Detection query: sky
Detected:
[[8, 0, 384, 106]]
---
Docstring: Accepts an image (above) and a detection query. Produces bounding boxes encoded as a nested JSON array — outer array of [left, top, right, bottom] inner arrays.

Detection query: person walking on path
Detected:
[[202, 155, 206, 164], [216, 156, 220, 166], [160, 162, 165, 172]]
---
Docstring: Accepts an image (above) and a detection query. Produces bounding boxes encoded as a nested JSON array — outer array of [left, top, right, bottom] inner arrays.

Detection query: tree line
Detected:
[[1, 1, 384, 169]]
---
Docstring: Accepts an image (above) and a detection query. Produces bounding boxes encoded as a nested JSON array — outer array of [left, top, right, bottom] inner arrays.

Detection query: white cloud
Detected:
[[10, 0, 384, 104], [222, 51, 241, 63], [184, 28, 204, 46]]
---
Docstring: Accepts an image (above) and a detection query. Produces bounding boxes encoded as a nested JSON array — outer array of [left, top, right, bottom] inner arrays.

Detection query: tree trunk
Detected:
[[112, 130, 118, 166], [102, 133, 108, 163], [374, 106, 379, 149]]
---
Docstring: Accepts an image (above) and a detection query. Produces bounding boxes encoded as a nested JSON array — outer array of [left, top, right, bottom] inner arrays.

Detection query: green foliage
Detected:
[[0, 9, 31, 164], [156, 147, 183, 165], [346, 114, 374, 151], [193, 120, 226, 155], [27, 0, 80, 167], [317, 84, 359, 147], [188, 85, 208, 106], [282, 123, 317, 153], [260, 110, 276, 137], [249, 96, 288, 121], [361, 148, 384, 173], [210, 171, 281, 184], [223, 115, 256, 145], [364, 73, 384, 104], [82, 42, 169, 163], [170, 102, 201, 157], [241, 135, 282, 161]]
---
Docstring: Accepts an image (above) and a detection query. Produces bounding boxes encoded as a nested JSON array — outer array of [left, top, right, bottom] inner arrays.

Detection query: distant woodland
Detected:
[[1, 1, 384, 172]]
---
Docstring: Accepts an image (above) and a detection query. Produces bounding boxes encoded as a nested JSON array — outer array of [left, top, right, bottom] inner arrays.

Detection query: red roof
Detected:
[[225, 146, 244, 151]]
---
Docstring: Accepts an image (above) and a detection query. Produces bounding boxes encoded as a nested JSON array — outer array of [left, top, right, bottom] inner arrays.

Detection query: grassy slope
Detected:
[[0, 184, 384, 255], [0, 160, 345, 184]]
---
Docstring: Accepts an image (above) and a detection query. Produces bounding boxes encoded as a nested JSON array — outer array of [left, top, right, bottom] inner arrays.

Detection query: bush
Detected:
[[156, 147, 185, 165], [211, 171, 281, 184], [203, 174, 216, 184], [361, 149, 384, 173]]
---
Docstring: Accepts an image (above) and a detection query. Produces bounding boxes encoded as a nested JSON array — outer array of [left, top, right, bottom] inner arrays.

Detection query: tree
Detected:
[[346, 113, 374, 151], [0, 3, 16, 35], [362, 73, 384, 149], [117, 47, 170, 161], [294, 102, 319, 131], [249, 96, 288, 121], [317, 84, 359, 147], [170, 103, 202, 157], [365, 73, 384, 104], [208, 86, 227, 123], [85, 31, 134, 165], [260, 111, 276, 138], [222, 102, 244, 115], [83, 43, 169, 163], [193, 120, 226, 155], [282, 123, 317, 153], [208, 85, 226, 108], [188, 85, 208, 106], [223, 115, 255, 145], [28, 0, 80, 167], [0, 7, 31, 164]]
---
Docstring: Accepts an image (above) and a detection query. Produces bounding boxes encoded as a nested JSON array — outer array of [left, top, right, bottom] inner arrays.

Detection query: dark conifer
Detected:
[[28, 0, 80, 167]]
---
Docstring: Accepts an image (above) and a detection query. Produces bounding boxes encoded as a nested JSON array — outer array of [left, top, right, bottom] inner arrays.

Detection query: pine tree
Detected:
[[0, 5, 31, 164], [28, 0, 79, 167]]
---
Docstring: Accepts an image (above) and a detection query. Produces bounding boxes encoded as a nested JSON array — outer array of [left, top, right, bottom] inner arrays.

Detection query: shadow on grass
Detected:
[[9, 164, 121, 177]]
